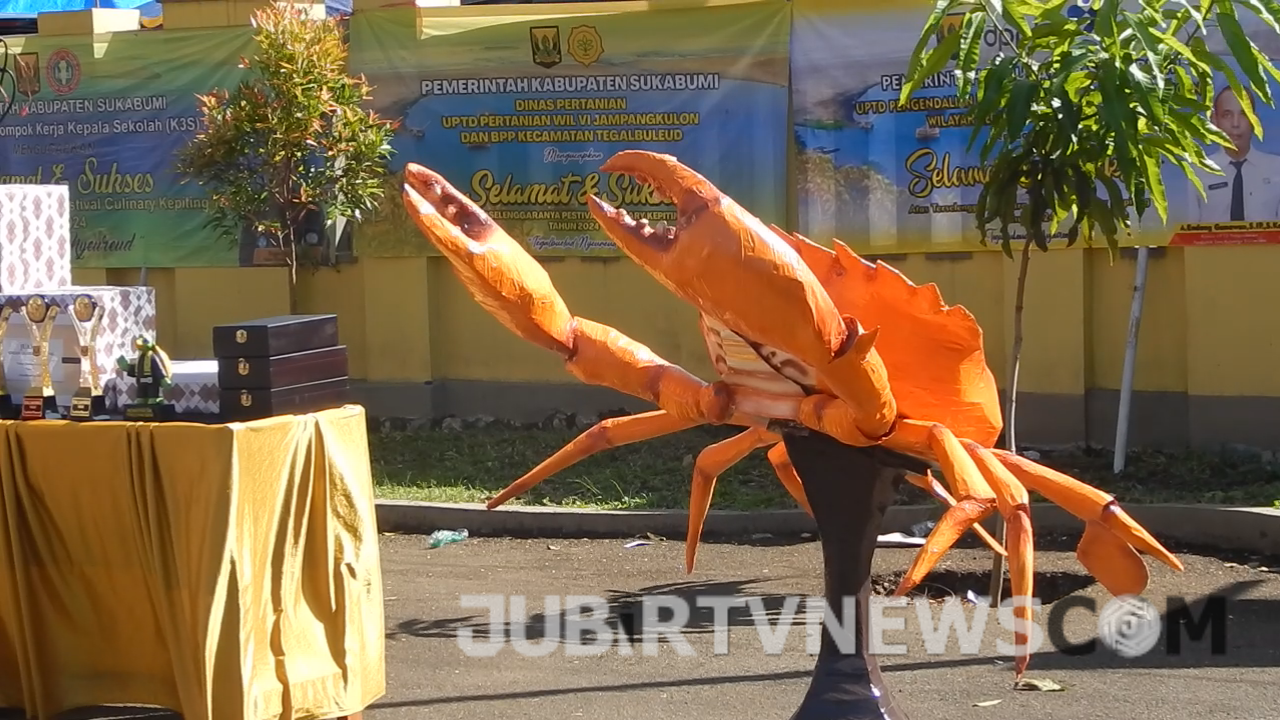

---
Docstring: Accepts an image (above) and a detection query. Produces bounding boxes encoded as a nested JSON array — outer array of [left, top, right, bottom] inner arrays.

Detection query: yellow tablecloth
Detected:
[[0, 405, 385, 720]]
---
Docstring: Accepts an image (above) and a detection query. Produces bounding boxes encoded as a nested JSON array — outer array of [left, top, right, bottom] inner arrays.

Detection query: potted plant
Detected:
[[177, 3, 396, 308]]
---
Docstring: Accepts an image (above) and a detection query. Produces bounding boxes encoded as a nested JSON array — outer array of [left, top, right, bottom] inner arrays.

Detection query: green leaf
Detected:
[[967, 56, 1015, 152], [1137, 150, 1166, 223], [1252, 0, 1280, 34], [1152, 27, 1209, 76], [901, 15, 968, 104], [1093, 0, 1120, 50], [900, 0, 966, 104], [1097, 63, 1137, 175], [1189, 36, 1263, 139], [1005, 78, 1037, 143], [1215, 6, 1272, 106], [1126, 20, 1165, 91], [1168, 0, 1206, 33], [1234, 0, 1280, 34], [957, 12, 990, 96], [999, 0, 1033, 38]]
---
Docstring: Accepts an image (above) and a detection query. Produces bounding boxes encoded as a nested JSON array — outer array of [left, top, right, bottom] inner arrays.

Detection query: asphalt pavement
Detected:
[[4, 532, 1275, 720], [371, 533, 1280, 720]]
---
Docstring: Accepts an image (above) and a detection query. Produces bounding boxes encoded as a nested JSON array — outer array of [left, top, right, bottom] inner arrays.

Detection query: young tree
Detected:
[[898, 0, 1280, 600], [177, 3, 395, 305]]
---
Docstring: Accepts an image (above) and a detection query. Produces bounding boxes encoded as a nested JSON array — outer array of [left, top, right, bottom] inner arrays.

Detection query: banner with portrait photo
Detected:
[[1169, 53, 1280, 246], [349, 0, 791, 257], [790, 0, 1280, 254]]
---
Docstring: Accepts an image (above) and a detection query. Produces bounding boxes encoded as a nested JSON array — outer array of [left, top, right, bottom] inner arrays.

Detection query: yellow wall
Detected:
[[416, 242, 1280, 403], [38, 3, 1280, 408]]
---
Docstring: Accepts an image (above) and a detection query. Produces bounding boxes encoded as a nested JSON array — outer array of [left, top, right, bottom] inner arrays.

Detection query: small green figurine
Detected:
[[116, 334, 177, 420]]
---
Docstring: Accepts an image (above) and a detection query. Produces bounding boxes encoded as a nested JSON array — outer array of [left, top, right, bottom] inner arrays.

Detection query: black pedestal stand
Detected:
[[783, 429, 929, 720]]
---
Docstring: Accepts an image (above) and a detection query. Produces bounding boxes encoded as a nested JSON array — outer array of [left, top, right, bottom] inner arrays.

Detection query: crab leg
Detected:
[[902, 471, 1005, 556], [764, 444, 814, 517], [686, 427, 781, 572], [878, 420, 1000, 594], [403, 163, 733, 426], [958, 440, 1036, 679], [487, 411, 702, 508], [990, 449, 1184, 579]]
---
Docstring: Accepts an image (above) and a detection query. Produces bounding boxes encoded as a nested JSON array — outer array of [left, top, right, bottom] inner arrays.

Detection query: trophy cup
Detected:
[[0, 300, 20, 420], [20, 295, 61, 420], [67, 294, 107, 421]]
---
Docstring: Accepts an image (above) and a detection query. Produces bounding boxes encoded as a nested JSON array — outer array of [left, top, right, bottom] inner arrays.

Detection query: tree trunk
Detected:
[[1005, 237, 1033, 455], [988, 238, 1033, 607], [782, 428, 927, 720]]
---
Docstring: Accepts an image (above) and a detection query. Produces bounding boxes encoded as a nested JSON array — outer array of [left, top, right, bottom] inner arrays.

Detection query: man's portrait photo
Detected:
[[1190, 84, 1280, 222]]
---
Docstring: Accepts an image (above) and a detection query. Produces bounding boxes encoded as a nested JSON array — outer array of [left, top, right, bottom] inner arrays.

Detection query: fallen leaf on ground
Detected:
[[1015, 678, 1064, 692], [973, 699, 1003, 707]]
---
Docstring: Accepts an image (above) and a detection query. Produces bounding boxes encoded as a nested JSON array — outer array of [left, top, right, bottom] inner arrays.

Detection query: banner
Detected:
[[351, 0, 791, 257], [791, 0, 1280, 254], [1, 27, 253, 267], [1168, 54, 1280, 246]]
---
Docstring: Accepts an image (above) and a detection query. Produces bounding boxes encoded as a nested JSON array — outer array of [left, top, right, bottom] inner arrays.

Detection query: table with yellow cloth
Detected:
[[0, 405, 385, 720]]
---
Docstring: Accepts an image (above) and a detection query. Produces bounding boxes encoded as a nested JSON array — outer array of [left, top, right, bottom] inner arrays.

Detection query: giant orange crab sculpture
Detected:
[[402, 151, 1183, 679]]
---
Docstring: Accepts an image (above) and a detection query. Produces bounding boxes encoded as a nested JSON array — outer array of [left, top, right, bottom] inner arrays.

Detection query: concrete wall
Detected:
[[31, 2, 1280, 449]]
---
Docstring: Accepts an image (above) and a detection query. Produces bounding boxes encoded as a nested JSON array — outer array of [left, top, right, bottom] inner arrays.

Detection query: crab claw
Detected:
[[588, 150, 897, 440], [403, 163, 574, 356], [588, 151, 845, 363], [402, 163, 734, 429]]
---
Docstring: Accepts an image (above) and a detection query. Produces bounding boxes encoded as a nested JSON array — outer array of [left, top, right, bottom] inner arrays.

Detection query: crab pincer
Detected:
[[403, 163, 731, 502], [587, 150, 898, 442]]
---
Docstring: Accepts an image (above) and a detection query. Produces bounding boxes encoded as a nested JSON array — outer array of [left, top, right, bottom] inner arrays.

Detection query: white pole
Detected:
[[1113, 246, 1150, 474]]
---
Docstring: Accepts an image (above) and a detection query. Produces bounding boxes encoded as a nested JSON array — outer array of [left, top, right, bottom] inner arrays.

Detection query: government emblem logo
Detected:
[[46, 48, 80, 96], [567, 25, 603, 67], [14, 53, 39, 97], [530, 26, 562, 69]]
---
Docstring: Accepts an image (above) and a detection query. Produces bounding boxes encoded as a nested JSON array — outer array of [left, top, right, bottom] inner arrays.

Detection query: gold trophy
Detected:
[[20, 295, 60, 420], [0, 300, 19, 419], [67, 294, 106, 421]]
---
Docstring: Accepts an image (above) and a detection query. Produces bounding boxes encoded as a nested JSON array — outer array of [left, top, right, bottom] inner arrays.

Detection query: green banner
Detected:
[[351, 0, 792, 257], [1, 27, 253, 267]]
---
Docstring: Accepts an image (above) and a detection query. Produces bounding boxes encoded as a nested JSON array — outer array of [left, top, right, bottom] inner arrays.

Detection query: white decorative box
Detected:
[[106, 359, 220, 415], [0, 285, 157, 409], [0, 185, 72, 292]]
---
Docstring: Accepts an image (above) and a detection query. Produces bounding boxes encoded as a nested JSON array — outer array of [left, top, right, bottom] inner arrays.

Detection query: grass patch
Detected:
[[370, 420, 1280, 511]]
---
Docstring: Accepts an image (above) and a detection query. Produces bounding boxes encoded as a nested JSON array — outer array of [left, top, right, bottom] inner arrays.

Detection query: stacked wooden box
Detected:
[[212, 314, 350, 423]]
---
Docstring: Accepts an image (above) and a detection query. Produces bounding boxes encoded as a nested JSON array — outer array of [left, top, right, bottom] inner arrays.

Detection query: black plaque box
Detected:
[[218, 345, 349, 390], [211, 314, 350, 422], [220, 377, 350, 423], [212, 314, 339, 358]]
